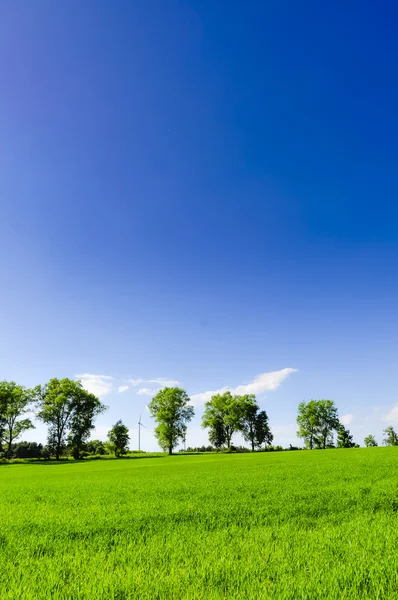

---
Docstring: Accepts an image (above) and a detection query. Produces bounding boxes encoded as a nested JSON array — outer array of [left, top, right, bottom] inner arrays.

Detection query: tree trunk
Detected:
[[168, 446, 172, 455], [251, 439, 255, 452], [7, 435, 13, 459]]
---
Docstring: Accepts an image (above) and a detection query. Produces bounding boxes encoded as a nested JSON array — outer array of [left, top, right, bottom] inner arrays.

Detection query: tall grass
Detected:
[[0, 448, 397, 599]]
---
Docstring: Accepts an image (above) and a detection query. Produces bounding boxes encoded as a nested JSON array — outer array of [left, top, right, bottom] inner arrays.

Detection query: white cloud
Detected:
[[384, 405, 398, 425], [190, 368, 297, 406], [118, 385, 129, 393], [341, 414, 353, 426], [129, 377, 181, 387], [137, 388, 161, 397], [76, 373, 113, 397]]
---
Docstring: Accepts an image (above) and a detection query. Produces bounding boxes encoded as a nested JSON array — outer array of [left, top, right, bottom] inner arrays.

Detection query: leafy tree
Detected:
[[107, 420, 130, 457], [296, 400, 320, 450], [202, 392, 242, 448], [239, 395, 273, 451], [317, 400, 340, 449], [87, 439, 106, 455], [238, 395, 258, 451], [207, 416, 226, 448], [36, 378, 106, 460], [383, 426, 398, 446], [297, 400, 339, 449], [364, 434, 378, 447], [254, 410, 274, 449], [337, 424, 355, 448], [0, 381, 35, 458], [149, 387, 194, 455], [13, 441, 43, 459]]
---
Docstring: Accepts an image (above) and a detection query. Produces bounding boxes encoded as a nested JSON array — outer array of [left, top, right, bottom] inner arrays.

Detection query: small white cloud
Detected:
[[385, 405, 398, 425], [129, 377, 181, 387], [137, 387, 161, 397], [76, 373, 113, 397], [190, 368, 297, 406], [341, 414, 353, 426], [118, 385, 129, 393]]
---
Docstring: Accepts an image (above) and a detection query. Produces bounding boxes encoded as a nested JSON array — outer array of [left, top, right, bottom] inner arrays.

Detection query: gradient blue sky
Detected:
[[1, 1, 398, 450]]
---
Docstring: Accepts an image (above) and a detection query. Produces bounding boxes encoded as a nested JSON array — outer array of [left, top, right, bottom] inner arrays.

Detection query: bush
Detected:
[[12, 442, 43, 459]]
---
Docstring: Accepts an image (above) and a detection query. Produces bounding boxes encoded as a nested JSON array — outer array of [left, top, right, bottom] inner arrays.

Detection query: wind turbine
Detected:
[[138, 414, 142, 452]]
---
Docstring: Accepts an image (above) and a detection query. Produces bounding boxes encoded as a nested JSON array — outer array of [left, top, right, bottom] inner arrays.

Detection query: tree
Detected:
[[13, 441, 43, 459], [107, 420, 130, 457], [383, 426, 398, 446], [0, 381, 35, 458], [207, 416, 226, 448], [296, 400, 320, 450], [239, 395, 273, 451], [337, 424, 355, 448], [254, 410, 274, 449], [86, 439, 106, 455], [202, 392, 242, 448], [317, 400, 340, 449], [297, 400, 340, 449], [364, 434, 378, 447], [148, 387, 194, 455], [36, 378, 106, 460]]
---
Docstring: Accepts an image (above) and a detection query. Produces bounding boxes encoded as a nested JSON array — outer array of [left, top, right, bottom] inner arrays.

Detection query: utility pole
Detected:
[[138, 414, 141, 452]]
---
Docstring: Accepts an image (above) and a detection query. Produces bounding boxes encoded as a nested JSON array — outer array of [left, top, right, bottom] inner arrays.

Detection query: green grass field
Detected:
[[1, 449, 398, 599]]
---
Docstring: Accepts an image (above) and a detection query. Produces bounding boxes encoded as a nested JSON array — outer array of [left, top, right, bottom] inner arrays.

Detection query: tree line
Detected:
[[0, 379, 396, 459]]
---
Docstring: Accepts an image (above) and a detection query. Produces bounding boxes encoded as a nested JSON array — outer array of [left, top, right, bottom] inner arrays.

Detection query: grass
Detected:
[[1, 448, 398, 599]]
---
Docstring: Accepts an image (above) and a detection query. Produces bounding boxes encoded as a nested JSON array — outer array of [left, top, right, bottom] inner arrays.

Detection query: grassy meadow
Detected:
[[1, 449, 398, 599]]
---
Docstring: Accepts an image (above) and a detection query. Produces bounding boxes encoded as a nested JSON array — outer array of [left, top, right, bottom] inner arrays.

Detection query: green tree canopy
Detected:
[[107, 420, 130, 457], [254, 410, 274, 449], [239, 395, 273, 451], [297, 400, 340, 449], [148, 387, 194, 455], [364, 434, 378, 447], [296, 400, 320, 450], [337, 424, 356, 448], [383, 426, 398, 446], [36, 378, 106, 459], [0, 381, 35, 458], [202, 391, 242, 448]]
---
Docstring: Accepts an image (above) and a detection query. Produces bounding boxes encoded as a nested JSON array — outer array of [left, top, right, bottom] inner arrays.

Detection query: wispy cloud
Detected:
[[190, 368, 297, 406], [137, 388, 161, 397], [76, 373, 113, 397], [384, 405, 398, 425], [341, 414, 353, 425], [129, 377, 181, 387], [118, 385, 129, 393]]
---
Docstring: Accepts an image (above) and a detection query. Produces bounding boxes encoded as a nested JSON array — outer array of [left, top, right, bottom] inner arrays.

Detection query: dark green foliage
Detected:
[[337, 424, 356, 448], [12, 441, 43, 459], [202, 392, 273, 451], [297, 400, 340, 449], [86, 439, 106, 455], [185, 445, 215, 452], [148, 388, 194, 455], [202, 392, 242, 448], [240, 396, 273, 451], [107, 421, 130, 457], [207, 415, 226, 448], [364, 434, 378, 447], [36, 378, 106, 459], [0, 381, 35, 457], [383, 426, 398, 446]]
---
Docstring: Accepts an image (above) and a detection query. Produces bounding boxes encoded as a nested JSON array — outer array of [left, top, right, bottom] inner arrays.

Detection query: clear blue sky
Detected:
[[1, 0, 398, 450]]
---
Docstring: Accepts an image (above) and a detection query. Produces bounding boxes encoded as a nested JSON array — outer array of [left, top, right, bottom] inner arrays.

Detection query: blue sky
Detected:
[[1, 0, 398, 450]]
